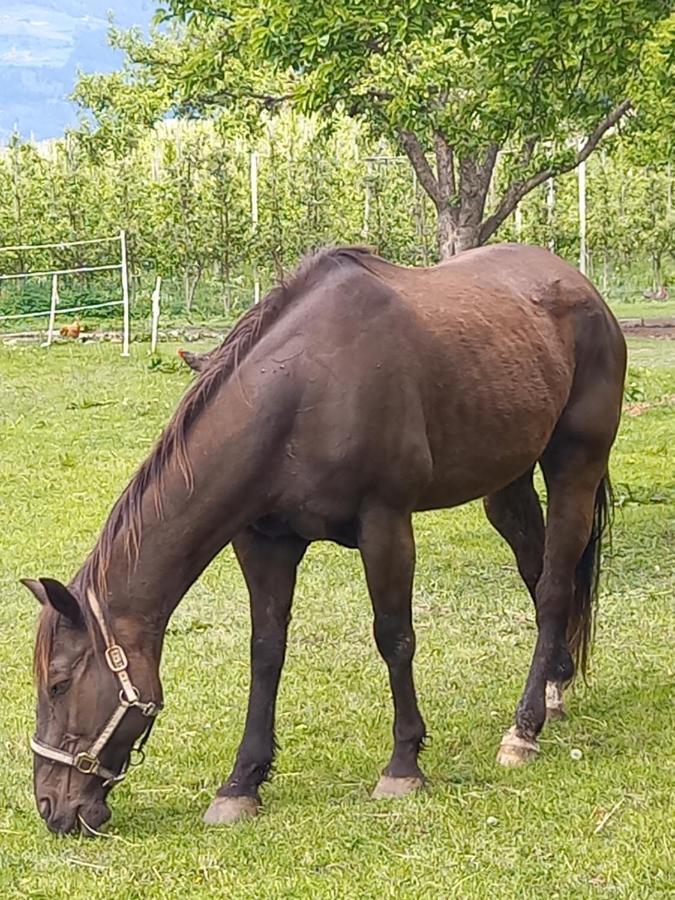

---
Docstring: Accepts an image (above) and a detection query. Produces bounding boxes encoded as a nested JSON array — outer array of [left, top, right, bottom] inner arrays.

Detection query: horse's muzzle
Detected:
[[38, 795, 111, 836]]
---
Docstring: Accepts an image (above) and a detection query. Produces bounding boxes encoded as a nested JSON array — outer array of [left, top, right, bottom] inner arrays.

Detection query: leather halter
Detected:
[[30, 589, 162, 786]]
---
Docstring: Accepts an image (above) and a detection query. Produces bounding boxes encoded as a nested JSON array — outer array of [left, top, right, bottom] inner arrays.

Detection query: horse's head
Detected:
[[23, 577, 161, 835]]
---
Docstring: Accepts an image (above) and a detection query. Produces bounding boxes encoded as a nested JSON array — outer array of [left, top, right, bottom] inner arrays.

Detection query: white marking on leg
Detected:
[[545, 681, 565, 720]]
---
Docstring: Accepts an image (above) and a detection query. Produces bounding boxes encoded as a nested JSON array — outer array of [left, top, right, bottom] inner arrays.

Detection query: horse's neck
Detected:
[[83, 379, 272, 629]]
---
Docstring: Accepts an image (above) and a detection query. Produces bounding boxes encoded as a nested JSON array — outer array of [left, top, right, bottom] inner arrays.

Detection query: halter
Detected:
[[30, 589, 162, 786]]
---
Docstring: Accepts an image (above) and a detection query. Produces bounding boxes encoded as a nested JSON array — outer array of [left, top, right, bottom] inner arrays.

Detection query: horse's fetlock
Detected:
[[549, 648, 574, 684]]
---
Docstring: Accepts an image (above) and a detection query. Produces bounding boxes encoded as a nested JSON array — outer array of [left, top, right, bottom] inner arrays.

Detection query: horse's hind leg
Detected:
[[496, 443, 611, 767], [484, 468, 566, 720], [203, 528, 308, 825], [484, 468, 543, 601]]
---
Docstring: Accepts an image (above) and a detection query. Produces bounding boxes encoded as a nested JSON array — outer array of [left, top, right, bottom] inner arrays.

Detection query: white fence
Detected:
[[0, 230, 131, 355]]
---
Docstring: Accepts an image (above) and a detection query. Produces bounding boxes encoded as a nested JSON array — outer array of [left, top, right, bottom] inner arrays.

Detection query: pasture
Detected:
[[0, 338, 673, 898]]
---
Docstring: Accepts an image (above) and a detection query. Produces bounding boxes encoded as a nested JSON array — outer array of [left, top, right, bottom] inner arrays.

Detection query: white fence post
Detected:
[[120, 229, 130, 356], [514, 203, 522, 241], [150, 275, 162, 354], [363, 160, 372, 239], [547, 177, 555, 252], [250, 151, 260, 304], [46, 273, 59, 347], [578, 155, 587, 275]]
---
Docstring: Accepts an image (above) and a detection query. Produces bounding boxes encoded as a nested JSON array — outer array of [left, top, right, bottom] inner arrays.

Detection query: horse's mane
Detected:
[[77, 246, 379, 603], [35, 246, 379, 677]]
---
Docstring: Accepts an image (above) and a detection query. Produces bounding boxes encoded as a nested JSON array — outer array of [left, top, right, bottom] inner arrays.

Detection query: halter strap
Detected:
[[30, 735, 124, 783], [30, 588, 161, 785], [87, 589, 155, 711]]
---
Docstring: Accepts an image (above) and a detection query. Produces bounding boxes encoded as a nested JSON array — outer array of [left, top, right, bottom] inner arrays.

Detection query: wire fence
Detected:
[[0, 232, 130, 352]]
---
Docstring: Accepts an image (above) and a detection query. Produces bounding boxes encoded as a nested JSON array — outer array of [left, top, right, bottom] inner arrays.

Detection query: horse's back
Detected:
[[240, 244, 625, 515], [368, 243, 625, 507], [383, 243, 611, 327]]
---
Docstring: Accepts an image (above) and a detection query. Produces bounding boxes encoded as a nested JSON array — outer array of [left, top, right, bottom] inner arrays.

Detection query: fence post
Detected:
[[578, 155, 587, 275], [363, 160, 372, 239], [514, 203, 522, 241], [46, 273, 59, 347], [120, 229, 130, 356], [547, 177, 555, 252], [150, 275, 162, 354], [250, 151, 260, 304]]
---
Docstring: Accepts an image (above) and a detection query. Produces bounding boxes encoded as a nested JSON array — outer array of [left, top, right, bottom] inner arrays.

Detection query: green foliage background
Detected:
[[0, 115, 672, 326]]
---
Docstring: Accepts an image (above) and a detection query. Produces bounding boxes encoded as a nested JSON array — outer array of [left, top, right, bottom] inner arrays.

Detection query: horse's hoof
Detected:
[[371, 775, 424, 799], [496, 726, 539, 767], [203, 795, 260, 825]]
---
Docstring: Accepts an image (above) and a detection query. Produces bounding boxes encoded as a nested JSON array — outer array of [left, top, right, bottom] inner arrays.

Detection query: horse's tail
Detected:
[[567, 474, 614, 680]]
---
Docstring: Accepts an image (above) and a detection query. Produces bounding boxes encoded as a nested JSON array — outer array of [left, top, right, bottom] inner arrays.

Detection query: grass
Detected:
[[0, 338, 673, 899], [606, 298, 675, 321]]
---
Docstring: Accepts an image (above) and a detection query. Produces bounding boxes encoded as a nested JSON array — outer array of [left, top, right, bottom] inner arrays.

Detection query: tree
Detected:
[[79, 1, 672, 257]]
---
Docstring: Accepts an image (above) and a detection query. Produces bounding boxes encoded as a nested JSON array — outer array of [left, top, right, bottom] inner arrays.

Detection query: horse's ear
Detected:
[[178, 349, 207, 372], [20, 578, 83, 626]]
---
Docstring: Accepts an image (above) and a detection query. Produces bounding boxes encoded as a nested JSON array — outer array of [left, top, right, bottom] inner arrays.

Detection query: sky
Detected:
[[0, 1, 155, 142]]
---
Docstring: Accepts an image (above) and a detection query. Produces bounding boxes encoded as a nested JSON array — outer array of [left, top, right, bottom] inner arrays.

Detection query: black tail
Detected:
[[568, 475, 614, 680]]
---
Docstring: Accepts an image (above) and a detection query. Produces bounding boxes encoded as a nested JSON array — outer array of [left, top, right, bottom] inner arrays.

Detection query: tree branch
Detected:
[[479, 99, 632, 244], [398, 129, 441, 205], [477, 144, 499, 191], [519, 137, 537, 167], [434, 130, 456, 202]]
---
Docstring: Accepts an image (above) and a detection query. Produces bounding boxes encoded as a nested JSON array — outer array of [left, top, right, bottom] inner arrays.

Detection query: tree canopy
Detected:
[[75, 1, 674, 255]]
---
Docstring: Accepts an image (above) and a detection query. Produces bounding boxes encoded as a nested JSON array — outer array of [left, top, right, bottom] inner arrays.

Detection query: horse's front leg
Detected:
[[358, 503, 427, 799], [203, 528, 307, 825]]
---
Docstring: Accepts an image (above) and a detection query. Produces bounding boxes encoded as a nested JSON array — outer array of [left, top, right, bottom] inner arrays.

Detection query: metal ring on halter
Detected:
[[129, 747, 146, 767], [119, 686, 140, 707]]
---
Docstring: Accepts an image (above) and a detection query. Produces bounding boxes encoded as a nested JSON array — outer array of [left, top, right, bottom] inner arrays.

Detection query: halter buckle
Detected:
[[74, 751, 99, 775], [105, 644, 128, 672]]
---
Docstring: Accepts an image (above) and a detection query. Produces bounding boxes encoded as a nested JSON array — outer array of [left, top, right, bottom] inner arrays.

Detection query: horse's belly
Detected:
[[419, 443, 546, 509], [418, 394, 563, 509]]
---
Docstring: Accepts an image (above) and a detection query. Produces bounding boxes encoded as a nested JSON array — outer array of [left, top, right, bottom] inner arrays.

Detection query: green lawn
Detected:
[[608, 301, 675, 322], [0, 339, 673, 899]]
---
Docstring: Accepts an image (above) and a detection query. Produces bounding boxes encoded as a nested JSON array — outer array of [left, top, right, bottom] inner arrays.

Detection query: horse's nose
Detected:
[[37, 796, 78, 834], [38, 796, 52, 821], [45, 809, 79, 834]]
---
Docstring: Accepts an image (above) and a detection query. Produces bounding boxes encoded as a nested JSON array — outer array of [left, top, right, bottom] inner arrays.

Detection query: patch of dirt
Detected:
[[623, 394, 675, 416], [620, 318, 675, 340]]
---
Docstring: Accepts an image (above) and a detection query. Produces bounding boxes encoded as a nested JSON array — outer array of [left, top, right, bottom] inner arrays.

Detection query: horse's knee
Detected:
[[374, 618, 415, 666]]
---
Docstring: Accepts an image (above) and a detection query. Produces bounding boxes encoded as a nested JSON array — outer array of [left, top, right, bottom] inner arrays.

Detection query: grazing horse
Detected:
[[23, 244, 626, 834]]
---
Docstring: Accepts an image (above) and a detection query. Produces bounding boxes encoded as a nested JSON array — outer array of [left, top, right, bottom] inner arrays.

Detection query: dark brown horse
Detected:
[[23, 244, 626, 834]]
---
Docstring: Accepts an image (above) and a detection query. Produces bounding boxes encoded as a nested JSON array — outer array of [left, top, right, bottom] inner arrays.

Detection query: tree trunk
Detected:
[[184, 268, 202, 312], [436, 149, 496, 258], [402, 103, 631, 262], [436, 206, 457, 259], [455, 222, 482, 253], [437, 203, 485, 258]]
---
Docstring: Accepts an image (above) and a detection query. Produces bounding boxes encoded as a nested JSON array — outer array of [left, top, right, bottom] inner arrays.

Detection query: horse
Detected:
[[23, 243, 626, 834]]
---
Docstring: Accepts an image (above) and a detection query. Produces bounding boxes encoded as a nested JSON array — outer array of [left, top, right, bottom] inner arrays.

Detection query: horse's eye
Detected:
[[49, 679, 71, 698]]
